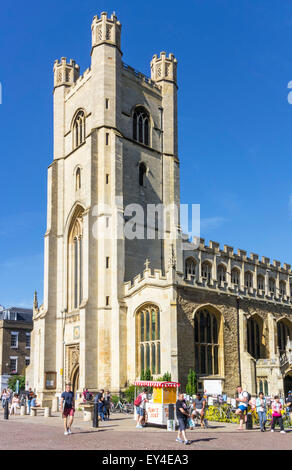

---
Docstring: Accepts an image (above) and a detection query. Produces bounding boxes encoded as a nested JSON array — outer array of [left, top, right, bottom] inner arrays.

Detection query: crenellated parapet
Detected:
[[151, 52, 177, 85], [124, 265, 172, 296], [53, 57, 80, 89], [181, 237, 292, 304], [91, 11, 121, 52]]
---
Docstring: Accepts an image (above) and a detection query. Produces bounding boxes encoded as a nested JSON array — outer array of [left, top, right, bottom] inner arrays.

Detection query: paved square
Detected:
[[0, 410, 291, 450]]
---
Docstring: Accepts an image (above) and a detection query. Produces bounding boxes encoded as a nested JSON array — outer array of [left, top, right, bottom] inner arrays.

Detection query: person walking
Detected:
[[27, 388, 34, 414], [271, 396, 286, 434], [60, 383, 75, 436], [235, 386, 250, 430], [1, 389, 9, 411], [10, 394, 20, 415], [256, 392, 267, 432], [135, 388, 148, 429], [285, 390, 292, 426], [175, 392, 190, 445], [104, 390, 111, 420]]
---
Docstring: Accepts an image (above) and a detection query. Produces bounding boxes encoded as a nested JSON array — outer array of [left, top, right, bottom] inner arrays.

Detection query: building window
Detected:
[[133, 106, 150, 145], [25, 333, 31, 349], [105, 98, 109, 109], [194, 309, 219, 375], [201, 262, 212, 283], [231, 268, 240, 286], [11, 332, 18, 348], [76, 167, 81, 190], [137, 304, 160, 376], [68, 207, 83, 311], [185, 257, 196, 278], [217, 264, 226, 284], [106, 133, 110, 146], [10, 357, 18, 374], [277, 320, 291, 354], [269, 277, 275, 294], [247, 316, 261, 359], [280, 280, 286, 296], [257, 274, 264, 291], [25, 357, 30, 367], [139, 162, 147, 187], [245, 271, 253, 289], [73, 110, 86, 149]]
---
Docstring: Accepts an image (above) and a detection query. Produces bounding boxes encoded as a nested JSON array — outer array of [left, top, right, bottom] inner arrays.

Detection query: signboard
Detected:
[[204, 380, 222, 395]]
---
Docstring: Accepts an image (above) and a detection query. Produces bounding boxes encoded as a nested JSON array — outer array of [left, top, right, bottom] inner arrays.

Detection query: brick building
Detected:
[[0, 305, 33, 390]]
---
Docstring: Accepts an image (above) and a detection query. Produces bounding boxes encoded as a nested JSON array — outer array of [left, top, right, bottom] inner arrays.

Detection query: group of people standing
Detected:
[[93, 388, 111, 421], [1, 387, 39, 415]]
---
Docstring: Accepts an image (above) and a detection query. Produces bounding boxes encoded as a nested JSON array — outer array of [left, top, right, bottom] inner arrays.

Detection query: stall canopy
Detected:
[[133, 381, 181, 388]]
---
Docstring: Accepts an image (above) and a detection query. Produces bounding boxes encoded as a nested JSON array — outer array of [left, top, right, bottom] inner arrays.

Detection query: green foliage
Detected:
[[8, 375, 25, 392], [156, 372, 172, 382], [111, 395, 120, 405], [140, 368, 153, 381], [185, 369, 197, 396], [124, 385, 135, 403]]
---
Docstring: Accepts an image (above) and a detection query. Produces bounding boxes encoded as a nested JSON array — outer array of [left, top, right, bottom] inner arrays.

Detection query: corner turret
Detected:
[[53, 57, 80, 89], [150, 52, 177, 85], [91, 11, 122, 53]]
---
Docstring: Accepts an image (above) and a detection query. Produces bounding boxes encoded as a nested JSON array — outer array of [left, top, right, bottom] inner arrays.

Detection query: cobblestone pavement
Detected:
[[0, 411, 291, 450]]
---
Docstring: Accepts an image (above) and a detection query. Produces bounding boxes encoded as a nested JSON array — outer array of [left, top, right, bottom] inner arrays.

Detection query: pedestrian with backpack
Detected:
[[134, 388, 148, 429], [235, 385, 250, 430]]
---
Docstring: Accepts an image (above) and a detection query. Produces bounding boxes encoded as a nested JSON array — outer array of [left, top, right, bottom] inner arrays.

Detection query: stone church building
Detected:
[[27, 12, 292, 404]]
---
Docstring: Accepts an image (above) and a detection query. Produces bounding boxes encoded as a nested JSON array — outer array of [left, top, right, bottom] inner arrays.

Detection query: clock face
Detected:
[[73, 326, 80, 339]]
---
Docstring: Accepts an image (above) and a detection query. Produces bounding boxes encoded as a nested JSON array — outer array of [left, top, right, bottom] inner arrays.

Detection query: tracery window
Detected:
[[185, 257, 196, 278], [245, 271, 253, 289], [257, 274, 264, 291], [137, 305, 160, 375], [194, 309, 219, 375], [280, 280, 286, 296], [133, 107, 150, 145], [231, 268, 240, 286], [277, 320, 291, 354], [201, 262, 212, 283], [73, 110, 86, 149], [217, 264, 226, 284], [269, 277, 276, 294], [247, 316, 261, 359], [68, 208, 83, 311]]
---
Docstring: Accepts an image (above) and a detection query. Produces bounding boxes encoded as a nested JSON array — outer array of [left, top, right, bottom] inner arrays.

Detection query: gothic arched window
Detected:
[[247, 316, 261, 359], [76, 167, 81, 190], [194, 308, 220, 375], [231, 268, 240, 286], [217, 264, 226, 284], [137, 304, 160, 376], [280, 280, 286, 296], [201, 262, 212, 283], [133, 107, 150, 145], [245, 271, 253, 289], [68, 208, 83, 311], [73, 110, 86, 149], [269, 277, 275, 294], [277, 320, 291, 354], [257, 274, 264, 291], [185, 257, 196, 279]]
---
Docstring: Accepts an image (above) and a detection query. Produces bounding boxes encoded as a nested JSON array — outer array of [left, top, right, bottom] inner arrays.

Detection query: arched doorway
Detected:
[[71, 365, 79, 398], [284, 371, 292, 397]]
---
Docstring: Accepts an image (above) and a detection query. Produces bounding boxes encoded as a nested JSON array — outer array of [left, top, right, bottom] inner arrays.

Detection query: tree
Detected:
[[8, 375, 25, 392], [186, 369, 197, 396]]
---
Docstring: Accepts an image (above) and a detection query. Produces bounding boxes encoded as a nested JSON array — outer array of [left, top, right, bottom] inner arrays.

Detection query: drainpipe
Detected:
[[236, 296, 242, 387]]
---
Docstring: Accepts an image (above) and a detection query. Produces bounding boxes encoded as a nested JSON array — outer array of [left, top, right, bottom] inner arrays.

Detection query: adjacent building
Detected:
[[0, 305, 33, 390]]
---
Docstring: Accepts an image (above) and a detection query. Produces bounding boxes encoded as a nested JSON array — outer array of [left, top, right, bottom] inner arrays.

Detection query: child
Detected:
[[271, 396, 286, 434]]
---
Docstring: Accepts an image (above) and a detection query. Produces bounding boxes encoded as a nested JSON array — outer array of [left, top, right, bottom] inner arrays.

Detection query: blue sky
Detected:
[[1, 0, 292, 307]]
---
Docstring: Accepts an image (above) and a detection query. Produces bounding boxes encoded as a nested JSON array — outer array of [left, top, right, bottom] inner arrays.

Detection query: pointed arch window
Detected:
[[280, 280, 286, 296], [133, 107, 150, 145], [277, 320, 291, 354], [257, 274, 264, 291], [269, 277, 276, 294], [185, 257, 196, 279], [217, 264, 226, 284], [68, 209, 84, 311], [247, 316, 261, 359], [231, 268, 240, 286], [194, 308, 220, 375], [139, 162, 147, 186], [245, 271, 253, 289], [76, 167, 81, 190], [201, 262, 212, 283], [137, 304, 160, 376], [73, 110, 86, 149]]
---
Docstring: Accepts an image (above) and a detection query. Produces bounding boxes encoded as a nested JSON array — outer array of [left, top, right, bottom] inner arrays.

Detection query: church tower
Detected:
[[27, 12, 180, 402]]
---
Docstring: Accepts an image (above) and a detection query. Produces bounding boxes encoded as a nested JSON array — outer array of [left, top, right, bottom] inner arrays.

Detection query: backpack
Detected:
[[86, 391, 92, 401], [134, 393, 143, 406], [244, 391, 251, 402]]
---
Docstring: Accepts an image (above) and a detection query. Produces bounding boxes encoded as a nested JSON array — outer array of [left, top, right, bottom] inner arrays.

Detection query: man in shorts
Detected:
[[192, 392, 206, 428], [60, 383, 75, 435], [235, 385, 249, 430], [175, 392, 190, 445], [136, 388, 148, 428]]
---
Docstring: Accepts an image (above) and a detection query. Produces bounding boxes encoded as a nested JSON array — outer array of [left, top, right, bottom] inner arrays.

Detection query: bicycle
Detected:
[[111, 400, 134, 414]]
